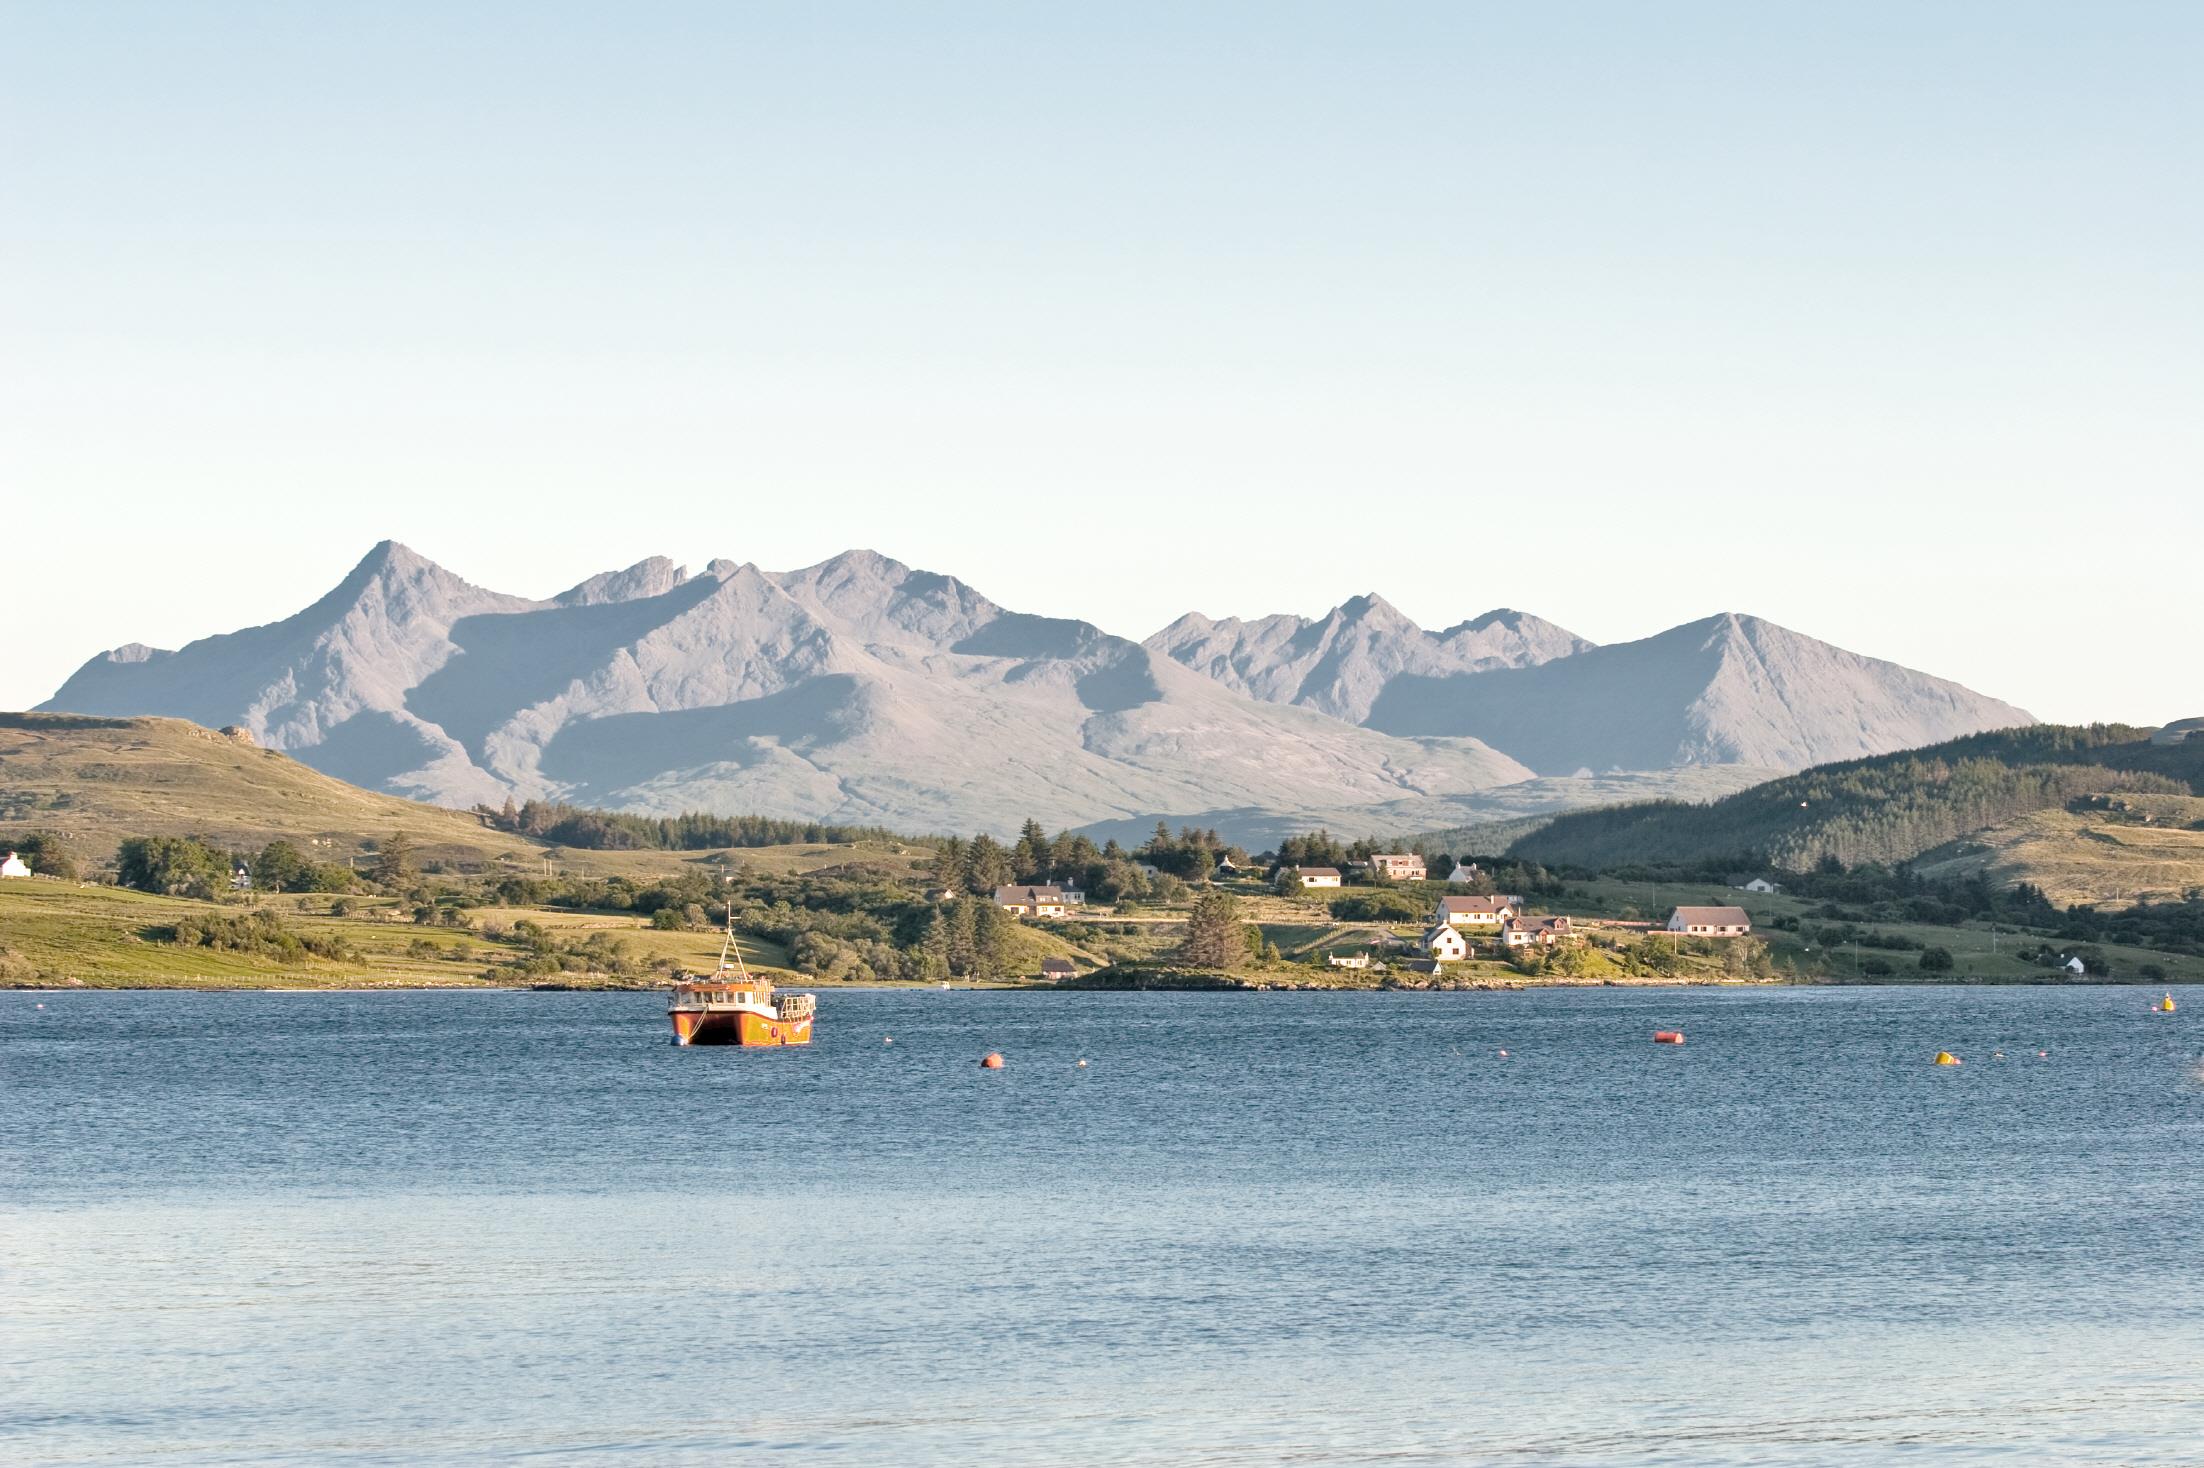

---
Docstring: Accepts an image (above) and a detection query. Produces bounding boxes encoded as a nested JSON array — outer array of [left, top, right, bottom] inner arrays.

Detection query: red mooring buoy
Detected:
[[1653, 1030, 1685, 1045], [979, 1051, 1005, 1069]]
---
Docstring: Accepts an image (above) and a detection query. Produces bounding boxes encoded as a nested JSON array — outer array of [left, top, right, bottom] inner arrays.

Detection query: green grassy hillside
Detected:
[[0, 712, 931, 880], [0, 713, 545, 870], [1911, 792, 2204, 908], [1508, 725, 2204, 882]]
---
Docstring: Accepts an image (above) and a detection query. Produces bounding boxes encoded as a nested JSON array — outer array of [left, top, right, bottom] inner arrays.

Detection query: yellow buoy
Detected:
[[2156, 993, 2176, 1013], [1934, 1051, 1962, 1066]]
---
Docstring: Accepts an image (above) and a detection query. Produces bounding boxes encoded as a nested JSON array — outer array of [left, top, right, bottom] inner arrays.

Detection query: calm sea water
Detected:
[[4, 986, 2201, 1466]]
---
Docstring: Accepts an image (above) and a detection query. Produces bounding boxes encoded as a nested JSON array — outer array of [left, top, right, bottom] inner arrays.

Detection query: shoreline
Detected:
[[7, 976, 2185, 995]]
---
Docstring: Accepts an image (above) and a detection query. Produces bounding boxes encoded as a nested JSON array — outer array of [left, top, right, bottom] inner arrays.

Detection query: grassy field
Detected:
[[1911, 796, 2204, 907], [1558, 876, 2204, 982], [1105, 874, 2204, 986], [0, 880, 807, 989], [0, 878, 1115, 990]]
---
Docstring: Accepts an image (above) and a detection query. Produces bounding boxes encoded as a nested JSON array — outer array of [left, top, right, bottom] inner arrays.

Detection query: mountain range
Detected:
[[38, 543, 2034, 840]]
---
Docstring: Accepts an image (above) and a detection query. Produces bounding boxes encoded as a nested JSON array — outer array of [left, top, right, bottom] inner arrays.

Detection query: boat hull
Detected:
[[670, 1008, 813, 1047]]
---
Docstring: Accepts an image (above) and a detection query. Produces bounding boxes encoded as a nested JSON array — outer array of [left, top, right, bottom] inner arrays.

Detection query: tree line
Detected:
[[1514, 753, 2186, 873], [475, 798, 911, 852]]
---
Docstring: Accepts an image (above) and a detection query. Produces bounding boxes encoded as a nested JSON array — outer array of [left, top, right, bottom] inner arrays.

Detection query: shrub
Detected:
[[6, 832, 78, 880], [117, 835, 232, 899], [154, 909, 358, 964], [1917, 946, 1955, 973], [1329, 890, 1424, 923]]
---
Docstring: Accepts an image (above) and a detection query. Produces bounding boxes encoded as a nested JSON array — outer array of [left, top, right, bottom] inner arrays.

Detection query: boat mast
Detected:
[[718, 903, 751, 981]]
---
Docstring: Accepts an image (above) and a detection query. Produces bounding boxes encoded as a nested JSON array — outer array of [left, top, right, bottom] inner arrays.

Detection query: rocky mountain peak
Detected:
[[555, 557, 690, 607]]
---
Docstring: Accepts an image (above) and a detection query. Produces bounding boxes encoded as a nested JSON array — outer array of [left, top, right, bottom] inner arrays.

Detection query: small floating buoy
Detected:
[[2037, 1050, 2048, 1058], [1935, 1051, 1962, 1066], [1653, 1030, 1685, 1045], [1076, 1059, 1088, 1068], [1993, 1051, 2005, 1060], [979, 1051, 1005, 1069], [2156, 993, 2177, 1013], [884, 1036, 893, 1044], [1497, 1049, 1509, 1058]]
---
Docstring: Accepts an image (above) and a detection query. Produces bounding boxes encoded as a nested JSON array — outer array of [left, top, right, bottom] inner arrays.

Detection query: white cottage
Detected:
[[0, 851, 31, 878], [1436, 894, 1513, 929], [1423, 924, 1469, 962]]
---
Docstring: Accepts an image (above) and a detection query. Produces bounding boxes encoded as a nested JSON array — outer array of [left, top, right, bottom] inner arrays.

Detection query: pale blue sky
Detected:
[[3, 2, 2198, 723]]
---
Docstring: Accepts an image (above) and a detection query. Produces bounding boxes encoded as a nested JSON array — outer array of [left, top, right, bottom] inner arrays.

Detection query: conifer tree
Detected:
[[1178, 890, 1246, 969]]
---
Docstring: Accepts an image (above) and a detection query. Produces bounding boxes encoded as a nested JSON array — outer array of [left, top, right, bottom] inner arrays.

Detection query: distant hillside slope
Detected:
[[0, 712, 542, 867], [0, 712, 936, 879], [1365, 613, 2033, 775], [1509, 725, 2204, 876], [1911, 792, 2204, 908]]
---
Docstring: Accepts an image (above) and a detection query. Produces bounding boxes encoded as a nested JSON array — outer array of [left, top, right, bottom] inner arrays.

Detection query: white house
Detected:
[[1739, 878, 1781, 895], [1436, 894, 1513, 929], [2063, 955, 2087, 975], [1367, 853, 1426, 882], [995, 885, 1069, 918], [1667, 906, 1752, 937], [1447, 862, 1484, 885], [230, 864, 254, 891], [1292, 867, 1343, 889], [0, 851, 30, 878], [1423, 925, 1469, 962], [1327, 951, 1372, 970]]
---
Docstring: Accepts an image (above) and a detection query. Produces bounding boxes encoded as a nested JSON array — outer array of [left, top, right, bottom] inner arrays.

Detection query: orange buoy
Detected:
[[979, 1051, 1005, 1069], [1653, 1030, 1685, 1045], [1934, 1051, 1962, 1066]]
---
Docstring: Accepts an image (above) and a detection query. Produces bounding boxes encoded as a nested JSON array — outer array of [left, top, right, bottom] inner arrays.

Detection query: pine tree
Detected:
[[373, 832, 417, 886], [1012, 818, 1050, 882], [972, 902, 1016, 977], [1178, 890, 1245, 969], [946, 899, 979, 975], [966, 834, 1013, 894], [916, 912, 952, 980], [931, 836, 969, 893]]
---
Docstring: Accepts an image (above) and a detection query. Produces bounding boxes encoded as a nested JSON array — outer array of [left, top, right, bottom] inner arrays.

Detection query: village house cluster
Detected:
[[1401, 896, 1752, 967], [987, 841, 1760, 979]]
